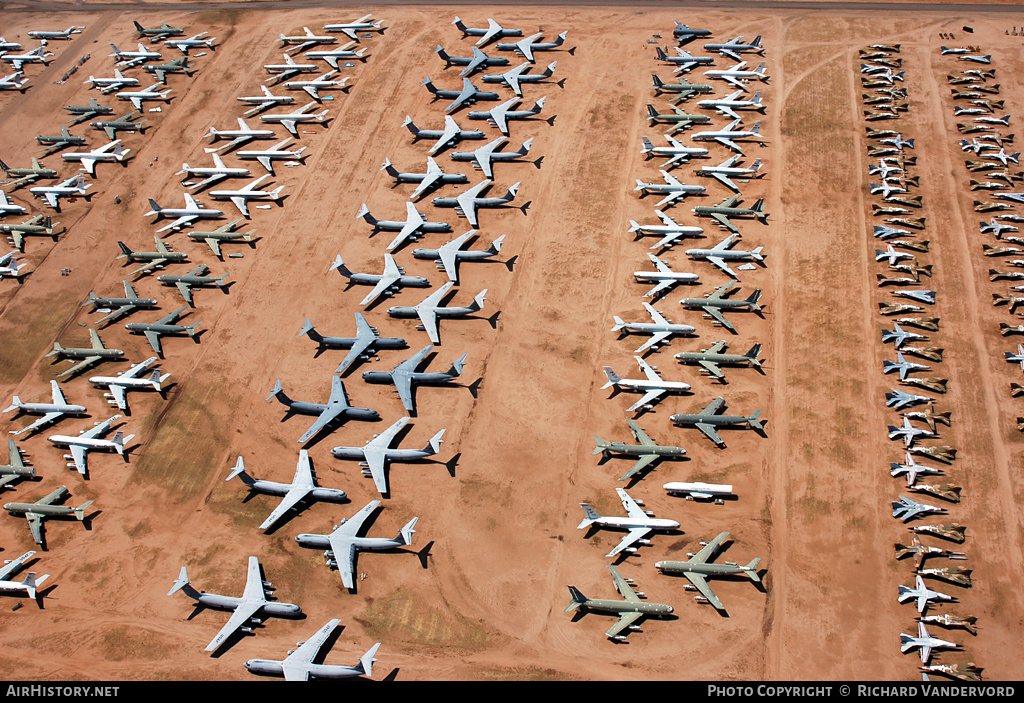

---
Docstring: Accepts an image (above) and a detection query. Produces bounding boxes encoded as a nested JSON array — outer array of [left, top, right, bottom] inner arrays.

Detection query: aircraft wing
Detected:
[[609, 565, 642, 602], [144, 331, 163, 356], [709, 212, 737, 233], [683, 572, 725, 610], [43, 192, 59, 209], [722, 75, 748, 91], [410, 171, 440, 201], [359, 276, 398, 307], [0, 549, 34, 581], [436, 230, 474, 282], [688, 531, 729, 563], [417, 307, 440, 345], [229, 197, 251, 218], [336, 315, 376, 374], [714, 137, 744, 153], [716, 105, 741, 120], [617, 488, 649, 519], [605, 611, 644, 639], [386, 203, 424, 251], [393, 369, 416, 412], [281, 619, 341, 681], [129, 258, 167, 278], [174, 282, 195, 306], [710, 172, 740, 192], [626, 388, 665, 413], [456, 190, 481, 227], [205, 600, 263, 652], [298, 405, 345, 444], [26, 513, 45, 545], [107, 384, 128, 411], [618, 453, 660, 481], [259, 484, 312, 530], [702, 305, 736, 332], [77, 158, 99, 176], [190, 173, 229, 191], [704, 256, 738, 278], [56, 354, 103, 378], [628, 419, 656, 446], [644, 279, 679, 298], [5, 439, 26, 470], [11, 412, 63, 436], [698, 359, 724, 379], [277, 119, 300, 137], [654, 190, 685, 209], [444, 84, 473, 114], [695, 422, 723, 446], [327, 500, 382, 588], [636, 357, 663, 382], [635, 330, 673, 354], [242, 555, 269, 601], [69, 444, 88, 476], [362, 446, 389, 494]]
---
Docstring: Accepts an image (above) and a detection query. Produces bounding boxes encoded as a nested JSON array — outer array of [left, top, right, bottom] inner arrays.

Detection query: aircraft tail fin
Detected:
[[752, 198, 766, 216], [145, 198, 162, 215], [452, 16, 469, 34], [328, 255, 353, 277], [602, 367, 621, 389], [166, 565, 202, 599], [74, 500, 94, 521], [652, 74, 664, 90], [577, 503, 601, 529], [421, 75, 437, 94], [21, 572, 45, 600], [112, 432, 133, 456], [265, 379, 290, 405], [747, 409, 764, 431], [628, 220, 643, 234], [565, 585, 588, 612], [0, 158, 8, 172], [298, 317, 322, 342], [380, 157, 400, 179], [226, 455, 256, 486], [746, 343, 763, 367], [751, 247, 765, 263], [486, 234, 505, 255], [642, 136, 656, 156], [471, 289, 487, 312], [2, 396, 20, 413], [746, 289, 762, 309], [399, 517, 418, 546], [612, 316, 627, 332], [355, 203, 376, 226], [147, 369, 164, 388], [116, 241, 133, 259], [358, 643, 381, 678], [449, 353, 468, 377], [435, 45, 452, 65], [591, 437, 608, 455], [401, 115, 419, 138], [745, 558, 762, 582], [424, 428, 446, 455], [185, 321, 201, 337], [656, 47, 667, 61]]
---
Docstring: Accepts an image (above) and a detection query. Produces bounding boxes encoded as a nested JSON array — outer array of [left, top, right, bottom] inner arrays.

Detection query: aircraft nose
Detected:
[[666, 606, 674, 613]]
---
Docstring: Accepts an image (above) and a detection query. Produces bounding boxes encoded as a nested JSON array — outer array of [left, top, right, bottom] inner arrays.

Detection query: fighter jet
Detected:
[[453, 17, 523, 47], [892, 289, 937, 305], [0, 71, 28, 92], [703, 61, 769, 91], [164, 32, 216, 55], [885, 388, 933, 410], [602, 356, 692, 413], [380, 156, 468, 200], [891, 452, 944, 485], [47, 414, 132, 477], [386, 282, 488, 345], [331, 416, 445, 495], [2, 215, 60, 251], [641, 134, 708, 169], [0, 158, 57, 190], [685, 234, 766, 278], [88, 357, 169, 413], [578, 488, 679, 558], [282, 71, 349, 100], [116, 237, 189, 278], [422, 76, 500, 113], [167, 556, 302, 653], [565, 565, 674, 641], [696, 90, 765, 120], [883, 351, 930, 381], [449, 136, 537, 179], [467, 96, 548, 136], [115, 82, 172, 110], [431, 179, 523, 227], [63, 98, 114, 125], [61, 139, 130, 176], [691, 119, 767, 153], [237, 85, 295, 116], [892, 495, 947, 522], [704, 36, 765, 62], [227, 451, 347, 531], [900, 622, 959, 664], [244, 621, 379, 681], [259, 101, 329, 137], [871, 180, 908, 200], [278, 27, 337, 54], [654, 531, 762, 612], [670, 397, 765, 447], [633, 253, 699, 299], [125, 307, 202, 356], [133, 21, 183, 43], [888, 417, 937, 447], [1006, 343, 1024, 371], [634, 170, 705, 208], [264, 54, 318, 84], [898, 574, 955, 614], [266, 375, 379, 444], [882, 323, 928, 349], [1, 46, 53, 71], [3, 485, 92, 546], [496, 32, 568, 63], [177, 154, 250, 192], [34, 126, 86, 154], [91, 110, 147, 140], [0, 549, 48, 599], [592, 419, 687, 481], [412, 230, 504, 283], [329, 254, 431, 307], [82, 280, 158, 327], [435, 44, 509, 77], [675, 341, 763, 383], [206, 117, 277, 154], [4, 381, 86, 436], [612, 302, 696, 354], [628, 210, 705, 250], [693, 195, 769, 233], [294, 500, 418, 590], [298, 314, 407, 375], [304, 43, 367, 69], [356, 201, 451, 252], [403, 114, 486, 155], [208, 175, 285, 218], [895, 537, 967, 570], [324, 13, 385, 41], [981, 148, 1020, 165], [362, 345, 468, 415], [30, 175, 90, 211], [235, 137, 307, 176], [695, 156, 763, 192], [158, 265, 230, 306], [1, 440, 36, 490], [143, 57, 195, 84]]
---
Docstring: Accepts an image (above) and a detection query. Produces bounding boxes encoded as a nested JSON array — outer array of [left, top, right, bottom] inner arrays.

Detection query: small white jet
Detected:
[[206, 117, 277, 154], [703, 61, 769, 91], [663, 482, 734, 500], [890, 453, 943, 485], [88, 357, 169, 412], [208, 175, 284, 218], [0, 254, 27, 280], [259, 101, 329, 137], [30, 174, 90, 210], [115, 82, 172, 110], [612, 302, 696, 354], [146, 193, 225, 233], [892, 495, 947, 522], [0, 550, 49, 600], [61, 139, 130, 176], [602, 356, 692, 412], [898, 575, 955, 614], [0, 71, 28, 91], [235, 137, 307, 175], [628, 210, 705, 250], [900, 622, 958, 664], [1005, 343, 1024, 371], [330, 416, 445, 495], [5, 381, 87, 436], [177, 153, 251, 191], [324, 13, 385, 41], [282, 71, 349, 100], [1, 192, 28, 216], [634, 252, 699, 298], [164, 32, 216, 54], [47, 414, 133, 476], [84, 69, 138, 94], [577, 487, 680, 557], [887, 417, 936, 447], [244, 620, 380, 681], [237, 85, 295, 116]]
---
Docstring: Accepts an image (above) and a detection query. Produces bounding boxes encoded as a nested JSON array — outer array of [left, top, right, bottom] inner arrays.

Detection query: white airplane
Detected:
[[890, 453, 943, 485], [602, 356, 692, 412], [177, 153, 251, 191], [110, 43, 162, 66], [283, 71, 349, 100], [324, 13, 385, 41], [892, 495, 947, 522], [634, 252, 699, 298], [983, 148, 1020, 166], [870, 180, 907, 200], [28, 27, 83, 40], [1005, 343, 1024, 371], [0, 254, 27, 280], [705, 35, 765, 62], [30, 174, 90, 210], [703, 61, 768, 91], [5, 381, 87, 436], [295, 500, 418, 589], [635, 170, 705, 208], [641, 134, 709, 169], [1, 46, 53, 70], [115, 82, 172, 110], [612, 302, 696, 353], [898, 575, 955, 614], [386, 281, 487, 345], [685, 233, 765, 278], [84, 69, 138, 94], [264, 54, 318, 83], [304, 42, 366, 69], [208, 175, 284, 218], [0, 71, 28, 91], [206, 117, 277, 154], [330, 253, 431, 307], [449, 135, 534, 179], [695, 155, 763, 192], [164, 32, 216, 54], [691, 118, 766, 153], [883, 351, 930, 381], [235, 137, 307, 175], [627, 210, 704, 250], [61, 140, 130, 176], [577, 487, 680, 557], [88, 357, 169, 412], [412, 229, 504, 283], [237, 85, 295, 116], [0, 38, 22, 52], [227, 451, 348, 531], [244, 620, 380, 681], [279, 27, 336, 53], [259, 101, 329, 136], [330, 416, 445, 495], [0, 192, 28, 216], [47, 414, 133, 476], [167, 556, 302, 653], [0, 550, 49, 600], [900, 622, 958, 664], [146, 194, 225, 233], [663, 481, 734, 500]]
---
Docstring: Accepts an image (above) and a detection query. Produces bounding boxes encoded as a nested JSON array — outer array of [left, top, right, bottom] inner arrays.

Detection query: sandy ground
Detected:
[[1, 4, 1023, 682]]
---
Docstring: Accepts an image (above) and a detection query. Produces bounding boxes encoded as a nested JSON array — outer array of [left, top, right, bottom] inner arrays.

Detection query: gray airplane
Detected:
[[186, 219, 257, 258], [146, 194, 225, 233], [686, 234, 766, 278], [651, 75, 714, 104], [412, 230, 505, 283], [675, 341, 764, 382], [892, 495, 947, 522], [898, 574, 955, 614], [885, 388, 933, 410], [362, 345, 468, 415], [887, 417, 937, 447], [697, 90, 766, 120], [704, 36, 765, 62], [655, 46, 714, 72], [403, 114, 486, 155], [641, 134, 709, 168], [63, 99, 113, 125], [243, 620, 379, 681], [387, 282, 488, 345], [592, 419, 687, 481], [380, 156, 469, 200], [634, 253, 699, 299], [143, 57, 195, 84], [452, 17, 523, 47], [679, 282, 763, 333], [259, 101, 330, 137], [693, 195, 769, 233], [628, 210, 705, 250], [654, 531, 762, 613], [125, 307, 202, 357], [422, 76, 501, 113], [2, 46, 53, 71], [82, 280, 158, 327], [0, 158, 57, 190], [237, 85, 295, 116], [635, 170, 705, 208], [449, 136, 537, 179], [2, 215, 61, 251], [35, 126, 86, 154], [4, 381, 87, 436], [673, 23, 712, 44], [329, 254, 431, 307], [883, 351, 930, 381], [431, 179, 523, 228], [356, 201, 451, 252], [158, 265, 230, 306], [495, 32, 567, 63], [435, 44, 509, 77], [695, 155, 764, 192], [481, 62, 560, 97], [46, 329, 126, 380], [0, 548, 48, 599], [134, 21, 184, 43], [266, 375, 379, 444], [691, 118, 766, 153], [1, 440, 36, 489], [295, 500, 418, 590], [612, 302, 696, 354], [168, 556, 302, 653], [84, 69, 139, 94], [467, 96, 548, 136], [670, 396, 765, 447], [227, 451, 348, 531], [205, 118, 277, 154], [882, 323, 927, 348], [900, 622, 959, 665], [298, 314, 407, 375], [891, 453, 943, 485], [91, 111, 147, 140], [1006, 343, 1024, 371], [177, 153, 251, 191], [331, 416, 445, 495], [565, 564, 674, 641], [117, 237, 189, 278], [3, 485, 93, 547], [235, 137, 308, 176]]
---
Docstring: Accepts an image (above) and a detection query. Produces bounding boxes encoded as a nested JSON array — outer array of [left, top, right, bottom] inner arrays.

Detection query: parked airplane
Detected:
[[628, 209, 704, 250], [331, 416, 445, 495], [602, 356, 691, 412], [282, 71, 349, 100], [82, 280, 158, 327], [34, 126, 86, 154], [115, 82, 172, 110], [679, 282, 763, 334], [324, 13, 385, 41], [3, 485, 92, 546], [381, 156, 469, 200], [5, 381, 86, 436], [1, 46, 53, 71], [578, 487, 679, 557], [111, 43, 163, 65], [695, 156, 763, 192], [29, 26, 83, 40], [675, 341, 763, 382], [88, 357, 168, 412], [412, 230, 504, 283], [63, 98, 114, 125], [672, 23, 712, 44], [641, 134, 708, 169], [892, 495, 947, 522], [435, 44, 509, 77], [91, 110, 147, 139], [266, 375, 379, 444], [693, 195, 769, 233], [697, 90, 765, 120], [2, 215, 61, 251], [278, 27, 337, 53], [592, 419, 687, 481], [886, 388, 933, 410], [612, 302, 695, 354], [0, 71, 28, 92], [656, 46, 714, 73], [888, 417, 937, 447], [227, 451, 347, 531], [663, 482, 734, 501], [208, 174, 285, 217], [30, 175, 90, 211], [61, 140, 130, 176], [235, 137, 307, 175], [882, 323, 927, 349], [237, 85, 295, 116], [883, 351, 930, 381], [651, 75, 714, 104], [898, 575, 955, 614], [496, 32, 567, 63], [0, 549, 48, 599], [304, 43, 367, 69], [449, 136, 536, 179], [133, 21, 183, 43], [703, 61, 769, 91], [356, 201, 451, 252], [298, 314, 407, 375], [403, 114, 486, 155], [329, 254, 431, 307], [244, 619, 380, 680], [1, 440, 36, 489], [116, 236, 189, 278], [670, 397, 764, 447], [206, 117, 277, 154], [1005, 343, 1024, 371], [386, 282, 487, 345], [654, 531, 761, 612], [704, 36, 764, 62], [164, 32, 216, 54], [481, 61, 559, 97], [633, 252, 699, 299], [900, 622, 959, 664], [431, 179, 523, 227], [0, 253, 27, 280], [0, 158, 57, 190], [362, 345, 467, 415], [158, 265, 230, 306], [565, 565, 673, 641], [685, 233, 766, 278], [125, 307, 202, 356], [264, 54, 318, 83], [143, 57, 195, 83], [691, 118, 766, 153], [48, 413, 132, 477], [452, 17, 523, 47], [422, 76, 500, 113], [467, 96, 548, 136], [177, 154, 250, 192], [634, 170, 705, 208]]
